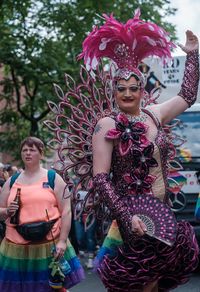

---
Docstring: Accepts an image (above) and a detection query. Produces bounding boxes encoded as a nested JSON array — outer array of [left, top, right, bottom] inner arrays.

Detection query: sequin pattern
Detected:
[[94, 112, 199, 292], [93, 172, 133, 240], [94, 112, 169, 240], [177, 50, 199, 107], [107, 113, 161, 198]]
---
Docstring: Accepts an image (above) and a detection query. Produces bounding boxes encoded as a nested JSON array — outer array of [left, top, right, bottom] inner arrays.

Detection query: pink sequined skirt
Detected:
[[95, 221, 199, 292]]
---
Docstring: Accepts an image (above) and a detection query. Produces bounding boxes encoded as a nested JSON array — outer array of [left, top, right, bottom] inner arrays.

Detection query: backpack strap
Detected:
[[9, 172, 20, 189], [47, 169, 56, 190], [10, 169, 56, 190]]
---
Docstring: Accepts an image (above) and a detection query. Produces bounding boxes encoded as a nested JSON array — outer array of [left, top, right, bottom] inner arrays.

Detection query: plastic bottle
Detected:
[[51, 246, 71, 275], [59, 256, 71, 275]]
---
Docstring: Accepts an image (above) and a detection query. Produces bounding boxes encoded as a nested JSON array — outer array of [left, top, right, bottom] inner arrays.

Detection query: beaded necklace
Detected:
[[115, 108, 147, 123]]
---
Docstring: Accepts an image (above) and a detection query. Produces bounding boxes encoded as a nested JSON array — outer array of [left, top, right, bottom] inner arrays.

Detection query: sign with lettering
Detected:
[[162, 56, 185, 86]]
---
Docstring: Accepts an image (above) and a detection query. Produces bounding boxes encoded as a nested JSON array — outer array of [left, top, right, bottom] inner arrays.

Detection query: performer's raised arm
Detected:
[[151, 30, 199, 125]]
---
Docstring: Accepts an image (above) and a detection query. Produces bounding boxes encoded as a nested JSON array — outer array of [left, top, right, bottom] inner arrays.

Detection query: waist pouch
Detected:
[[16, 219, 57, 241]]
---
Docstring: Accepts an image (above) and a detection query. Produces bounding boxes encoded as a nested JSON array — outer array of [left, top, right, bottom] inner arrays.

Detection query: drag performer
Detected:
[[79, 9, 200, 292], [46, 8, 199, 292]]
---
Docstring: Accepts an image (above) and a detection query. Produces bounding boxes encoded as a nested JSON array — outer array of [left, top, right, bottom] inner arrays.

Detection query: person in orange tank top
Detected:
[[0, 136, 84, 292]]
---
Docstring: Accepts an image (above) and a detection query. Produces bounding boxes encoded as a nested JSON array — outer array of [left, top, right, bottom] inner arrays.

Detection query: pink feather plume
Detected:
[[78, 8, 176, 71]]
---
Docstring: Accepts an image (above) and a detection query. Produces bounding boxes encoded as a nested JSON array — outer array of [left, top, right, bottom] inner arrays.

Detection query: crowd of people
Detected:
[[0, 7, 199, 292], [0, 162, 19, 190]]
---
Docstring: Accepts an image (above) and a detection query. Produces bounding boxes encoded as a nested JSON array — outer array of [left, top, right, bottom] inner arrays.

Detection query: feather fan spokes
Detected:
[[44, 62, 114, 194]]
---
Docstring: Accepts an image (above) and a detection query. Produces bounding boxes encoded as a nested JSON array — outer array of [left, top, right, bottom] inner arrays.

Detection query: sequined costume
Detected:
[[45, 8, 199, 292], [93, 108, 199, 292]]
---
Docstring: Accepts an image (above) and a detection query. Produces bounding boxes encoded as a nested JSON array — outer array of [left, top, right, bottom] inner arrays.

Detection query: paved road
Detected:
[[71, 262, 200, 292]]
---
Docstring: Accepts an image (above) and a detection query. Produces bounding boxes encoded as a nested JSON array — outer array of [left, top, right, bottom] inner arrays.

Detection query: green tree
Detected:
[[0, 0, 177, 161]]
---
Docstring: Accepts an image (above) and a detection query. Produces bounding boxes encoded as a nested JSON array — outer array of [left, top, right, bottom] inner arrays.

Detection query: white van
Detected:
[[174, 103, 200, 190], [169, 103, 200, 241]]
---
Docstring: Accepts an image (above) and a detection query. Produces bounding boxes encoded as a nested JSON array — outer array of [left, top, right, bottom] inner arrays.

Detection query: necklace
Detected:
[[115, 108, 147, 123]]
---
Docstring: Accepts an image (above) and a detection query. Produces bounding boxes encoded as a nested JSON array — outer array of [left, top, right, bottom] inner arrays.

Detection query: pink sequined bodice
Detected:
[[106, 110, 170, 202]]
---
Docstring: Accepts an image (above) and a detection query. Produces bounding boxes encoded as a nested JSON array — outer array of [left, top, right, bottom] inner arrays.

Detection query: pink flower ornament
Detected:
[[106, 113, 148, 156]]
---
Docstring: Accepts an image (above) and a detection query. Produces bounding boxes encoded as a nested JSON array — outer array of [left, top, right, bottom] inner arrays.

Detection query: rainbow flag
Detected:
[[168, 172, 187, 194], [195, 194, 200, 220]]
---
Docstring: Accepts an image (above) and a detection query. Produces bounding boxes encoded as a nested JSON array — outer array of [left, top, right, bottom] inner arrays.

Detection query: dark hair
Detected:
[[20, 137, 44, 154], [3, 164, 12, 172], [0, 178, 5, 187]]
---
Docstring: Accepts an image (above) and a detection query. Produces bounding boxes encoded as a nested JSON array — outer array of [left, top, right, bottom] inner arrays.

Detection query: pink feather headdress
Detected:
[[78, 8, 176, 86]]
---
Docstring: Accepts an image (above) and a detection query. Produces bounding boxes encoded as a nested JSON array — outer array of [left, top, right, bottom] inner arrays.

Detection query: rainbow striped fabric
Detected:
[[94, 220, 123, 268], [0, 238, 85, 292]]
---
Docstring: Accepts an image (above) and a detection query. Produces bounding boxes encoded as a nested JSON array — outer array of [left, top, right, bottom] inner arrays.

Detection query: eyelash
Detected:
[[117, 86, 139, 92]]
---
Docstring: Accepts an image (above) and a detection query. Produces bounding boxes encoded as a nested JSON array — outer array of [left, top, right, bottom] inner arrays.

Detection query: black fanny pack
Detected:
[[16, 219, 57, 241]]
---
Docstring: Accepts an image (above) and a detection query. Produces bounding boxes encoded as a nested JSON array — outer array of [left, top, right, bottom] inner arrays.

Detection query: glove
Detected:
[[178, 49, 199, 107], [93, 172, 133, 241]]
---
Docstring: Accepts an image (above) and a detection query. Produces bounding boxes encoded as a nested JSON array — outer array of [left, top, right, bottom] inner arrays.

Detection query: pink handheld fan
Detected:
[[127, 194, 177, 246]]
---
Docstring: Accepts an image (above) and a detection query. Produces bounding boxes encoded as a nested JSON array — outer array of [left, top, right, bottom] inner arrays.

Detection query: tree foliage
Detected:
[[0, 0, 177, 161]]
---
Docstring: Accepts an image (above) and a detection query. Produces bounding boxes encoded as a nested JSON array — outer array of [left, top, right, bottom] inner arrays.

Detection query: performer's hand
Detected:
[[131, 215, 147, 236], [178, 30, 199, 53]]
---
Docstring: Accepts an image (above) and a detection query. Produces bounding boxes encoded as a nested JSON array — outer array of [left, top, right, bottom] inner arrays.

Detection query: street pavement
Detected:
[[71, 259, 200, 292]]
